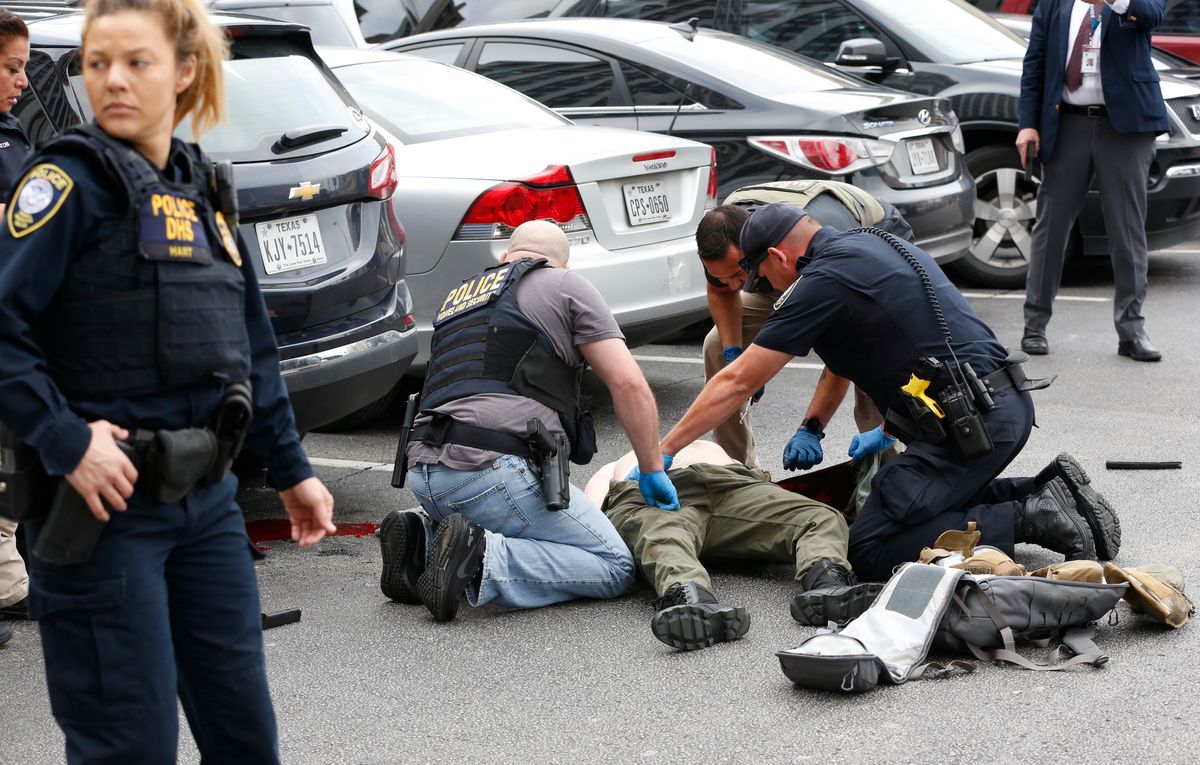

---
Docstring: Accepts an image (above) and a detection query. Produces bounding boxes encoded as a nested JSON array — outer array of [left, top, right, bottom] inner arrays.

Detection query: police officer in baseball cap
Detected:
[[661, 203, 1121, 584]]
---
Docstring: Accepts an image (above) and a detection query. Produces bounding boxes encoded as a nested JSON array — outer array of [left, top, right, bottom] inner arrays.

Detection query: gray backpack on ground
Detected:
[[777, 563, 1127, 693]]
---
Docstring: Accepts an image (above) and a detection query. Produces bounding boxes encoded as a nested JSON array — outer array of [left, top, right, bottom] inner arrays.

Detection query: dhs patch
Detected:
[[138, 192, 212, 264], [6, 163, 74, 238]]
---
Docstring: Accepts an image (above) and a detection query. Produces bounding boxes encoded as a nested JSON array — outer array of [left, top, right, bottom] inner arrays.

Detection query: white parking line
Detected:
[[310, 456, 393, 472], [632, 354, 824, 370], [961, 292, 1108, 302]]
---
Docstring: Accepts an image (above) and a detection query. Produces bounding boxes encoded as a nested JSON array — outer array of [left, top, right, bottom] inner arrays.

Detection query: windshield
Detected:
[[334, 59, 567, 144], [853, 0, 1027, 64], [647, 32, 864, 99]]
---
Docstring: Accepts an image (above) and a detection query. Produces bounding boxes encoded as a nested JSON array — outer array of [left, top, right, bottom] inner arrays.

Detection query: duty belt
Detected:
[[976, 358, 1054, 397], [410, 415, 535, 459]]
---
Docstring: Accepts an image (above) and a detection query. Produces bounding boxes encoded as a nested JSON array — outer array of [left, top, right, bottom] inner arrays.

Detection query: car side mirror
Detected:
[[834, 38, 888, 68]]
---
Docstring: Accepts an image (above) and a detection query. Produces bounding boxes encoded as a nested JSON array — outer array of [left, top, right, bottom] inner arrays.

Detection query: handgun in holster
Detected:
[[526, 418, 571, 511], [391, 393, 420, 489], [33, 440, 138, 566]]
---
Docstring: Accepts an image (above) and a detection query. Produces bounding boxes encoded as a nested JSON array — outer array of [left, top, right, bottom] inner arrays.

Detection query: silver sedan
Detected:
[[321, 47, 717, 373]]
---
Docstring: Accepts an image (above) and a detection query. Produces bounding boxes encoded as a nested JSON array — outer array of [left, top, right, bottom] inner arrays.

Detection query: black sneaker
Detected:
[[416, 513, 486, 623], [0, 597, 28, 621], [1015, 477, 1096, 560], [791, 559, 883, 626], [0, 621, 10, 647], [1035, 453, 1121, 560], [378, 511, 425, 604], [650, 582, 750, 651]]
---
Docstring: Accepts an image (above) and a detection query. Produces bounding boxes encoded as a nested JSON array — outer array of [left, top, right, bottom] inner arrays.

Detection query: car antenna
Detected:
[[668, 16, 700, 41], [666, 82, 694, 137]]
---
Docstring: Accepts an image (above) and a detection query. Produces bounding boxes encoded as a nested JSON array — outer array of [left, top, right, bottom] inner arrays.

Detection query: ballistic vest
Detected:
[[33, 125, 250, 398], [420, 258, 593, 463]]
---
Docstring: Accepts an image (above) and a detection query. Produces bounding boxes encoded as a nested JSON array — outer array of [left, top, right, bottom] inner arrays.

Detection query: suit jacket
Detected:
[[1019, 0, 1169, 163]]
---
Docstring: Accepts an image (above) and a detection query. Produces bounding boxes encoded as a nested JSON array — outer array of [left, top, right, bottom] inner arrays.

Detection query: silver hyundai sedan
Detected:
[[321, 48, 716, 373]]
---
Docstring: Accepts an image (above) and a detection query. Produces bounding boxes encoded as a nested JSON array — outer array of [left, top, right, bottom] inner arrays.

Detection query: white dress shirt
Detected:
[[1062, 0, 1131, 105]]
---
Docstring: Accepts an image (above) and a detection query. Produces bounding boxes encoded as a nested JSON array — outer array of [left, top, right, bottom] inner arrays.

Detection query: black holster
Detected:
[[391, 393, 420, 489], [527, 418, 570, 511]]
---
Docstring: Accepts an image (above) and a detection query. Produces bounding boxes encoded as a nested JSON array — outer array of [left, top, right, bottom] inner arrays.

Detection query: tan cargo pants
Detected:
[[0, 517, 28, 609], [601, 463, 850, 597], [702, 291, 886, 467]]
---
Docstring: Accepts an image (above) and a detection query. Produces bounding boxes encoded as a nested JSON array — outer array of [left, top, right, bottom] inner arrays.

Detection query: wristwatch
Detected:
[[801, 416, 824, 436]]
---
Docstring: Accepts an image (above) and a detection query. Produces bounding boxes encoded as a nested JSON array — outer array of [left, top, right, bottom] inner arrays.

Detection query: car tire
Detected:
[[951, 144, 1050, 289]]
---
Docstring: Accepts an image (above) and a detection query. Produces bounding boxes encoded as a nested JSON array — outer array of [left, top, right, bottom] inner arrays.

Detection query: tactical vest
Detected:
[[723, 180, 887, 226], [420, 258, 595, 464], [33, 125, 250, 398]]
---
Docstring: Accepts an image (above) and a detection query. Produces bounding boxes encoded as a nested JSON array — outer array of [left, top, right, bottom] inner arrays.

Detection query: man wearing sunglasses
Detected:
[[696, 181, 913, 470]]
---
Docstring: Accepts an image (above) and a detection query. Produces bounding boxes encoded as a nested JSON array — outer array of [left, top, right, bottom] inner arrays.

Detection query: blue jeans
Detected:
[[408, 455, 635, 609]]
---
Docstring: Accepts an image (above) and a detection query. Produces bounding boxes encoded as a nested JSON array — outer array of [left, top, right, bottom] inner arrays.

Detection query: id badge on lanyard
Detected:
[[1082, 6, 1100, 75]]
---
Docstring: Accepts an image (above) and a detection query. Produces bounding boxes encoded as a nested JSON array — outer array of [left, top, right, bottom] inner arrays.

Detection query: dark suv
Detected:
[[384, 0, 1200, 289], [14, 11, 417, 431]]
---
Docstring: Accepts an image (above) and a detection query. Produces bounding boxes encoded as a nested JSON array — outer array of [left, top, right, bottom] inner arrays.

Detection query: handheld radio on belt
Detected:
[[852, 228, 995, 458]]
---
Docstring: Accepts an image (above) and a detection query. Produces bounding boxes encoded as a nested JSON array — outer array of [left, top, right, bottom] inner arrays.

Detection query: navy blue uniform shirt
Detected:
[[753, 227, 1008, 417], [0, 138, 312, 488], [0, 112, 32, 199]]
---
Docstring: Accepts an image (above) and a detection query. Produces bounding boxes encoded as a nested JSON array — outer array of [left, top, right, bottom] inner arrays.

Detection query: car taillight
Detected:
[[706, 147, 718, 208], [368, 144, 398, 200], [747, 136, 892, 176], [455, 165, 590, 240]]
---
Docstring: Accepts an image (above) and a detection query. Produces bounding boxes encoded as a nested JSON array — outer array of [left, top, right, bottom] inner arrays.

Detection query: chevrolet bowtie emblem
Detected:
[[288, 181, 321, 202]]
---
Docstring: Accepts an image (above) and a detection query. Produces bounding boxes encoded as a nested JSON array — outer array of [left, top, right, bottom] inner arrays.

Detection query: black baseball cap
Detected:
[[737, 203, 809, 291]]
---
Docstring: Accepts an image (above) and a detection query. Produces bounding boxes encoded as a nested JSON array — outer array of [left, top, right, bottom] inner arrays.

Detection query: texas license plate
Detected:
[[623, 178, 672, 226], [256, 214, 327, 274], [907, 138, 939, 175]]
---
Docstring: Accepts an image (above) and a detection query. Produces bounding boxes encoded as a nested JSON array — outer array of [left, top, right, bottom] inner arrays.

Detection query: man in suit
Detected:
[[1017, 0, 1169, 361]]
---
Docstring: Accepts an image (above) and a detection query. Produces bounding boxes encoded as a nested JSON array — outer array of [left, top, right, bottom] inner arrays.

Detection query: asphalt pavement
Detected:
[[3, 247, 1200, 764]]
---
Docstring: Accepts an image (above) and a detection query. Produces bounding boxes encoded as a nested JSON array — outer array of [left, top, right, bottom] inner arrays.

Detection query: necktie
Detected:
[[1065, 2, 1104, 93]]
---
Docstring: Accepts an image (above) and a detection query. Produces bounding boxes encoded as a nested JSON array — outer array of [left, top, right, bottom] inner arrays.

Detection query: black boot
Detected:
[[416, 513, 486, 622], [378, 511, 425, 604], [650, 582, 750, 651], [791, 559, 883, 626], [1034, 453, 1121, 560], [1015, 477, 1096, 560]]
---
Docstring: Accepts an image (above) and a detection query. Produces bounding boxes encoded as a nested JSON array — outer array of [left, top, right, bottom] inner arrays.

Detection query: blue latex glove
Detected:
[[848, 426, 897, 461], [782, 427, 824, 471], [721, 345, 766, 404], [638, 470, 681, 511], [624, 453, 673, 481]]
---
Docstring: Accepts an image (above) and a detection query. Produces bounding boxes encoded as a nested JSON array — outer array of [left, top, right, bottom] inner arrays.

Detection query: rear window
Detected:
[[228, 4, 358, 46], [334, 59, 566, 144], [67, 34, 367, 162], [645, 32, 865, 98]]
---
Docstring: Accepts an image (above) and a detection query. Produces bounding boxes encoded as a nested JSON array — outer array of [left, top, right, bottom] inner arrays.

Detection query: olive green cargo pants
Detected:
[[601, 463, 850, 597]]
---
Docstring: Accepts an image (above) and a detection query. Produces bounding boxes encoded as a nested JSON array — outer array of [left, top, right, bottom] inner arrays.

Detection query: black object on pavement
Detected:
[[261, 609, 302, 630], [1106, 461, 1183, 470]]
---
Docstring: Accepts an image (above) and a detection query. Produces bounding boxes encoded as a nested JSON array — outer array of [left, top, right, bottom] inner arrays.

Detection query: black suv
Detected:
[[14, 11, 418, 431], [384, 0, 1200, 288]]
